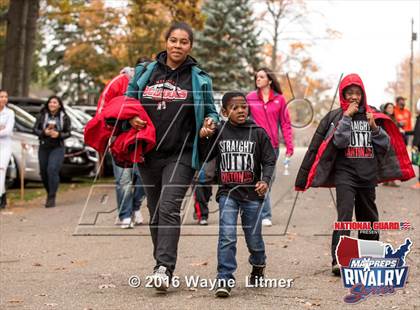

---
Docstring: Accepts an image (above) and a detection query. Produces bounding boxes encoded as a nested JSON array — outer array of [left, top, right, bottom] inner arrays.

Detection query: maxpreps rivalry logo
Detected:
[[336, 236, 412, 304]]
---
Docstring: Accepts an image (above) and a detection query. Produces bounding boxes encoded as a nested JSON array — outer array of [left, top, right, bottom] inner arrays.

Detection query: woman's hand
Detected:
[[50, 130, 59, 138], [129, 116, 147, 130]]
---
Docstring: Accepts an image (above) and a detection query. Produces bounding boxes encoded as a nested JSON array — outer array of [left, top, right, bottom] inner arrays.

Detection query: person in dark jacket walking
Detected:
[[34, 96, 71, 208], [381, 102, 400, 187], [295, 74, 415, 277], [200, 91, 276, 297], [411, 99, 420, 189], [125, 22, 219, 291]]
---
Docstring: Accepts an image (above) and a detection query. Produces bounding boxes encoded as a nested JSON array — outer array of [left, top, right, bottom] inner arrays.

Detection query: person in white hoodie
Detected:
[[0, 89, 15, 209]]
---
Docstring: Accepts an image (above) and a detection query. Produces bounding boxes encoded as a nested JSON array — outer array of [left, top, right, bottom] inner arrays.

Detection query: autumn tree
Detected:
[[1, 0, 40, 96], [0, 0, 8, 69], [37, 0, 125, 102], [195, 0, 262, 90], [387, 53, 420, 113], [262, 0, 340, 73], [274, 42, 333, 125], [125, 0, 204, 65], [36, 0, 204, 102]]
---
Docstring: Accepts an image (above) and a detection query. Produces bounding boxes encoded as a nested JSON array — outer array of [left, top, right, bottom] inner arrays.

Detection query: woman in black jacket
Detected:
[[34, 96, 71, 207]]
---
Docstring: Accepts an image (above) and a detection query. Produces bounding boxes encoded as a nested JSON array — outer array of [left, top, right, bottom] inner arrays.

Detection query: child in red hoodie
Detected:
[[295, 74, 415, 276], [330, 79, 390, 275]]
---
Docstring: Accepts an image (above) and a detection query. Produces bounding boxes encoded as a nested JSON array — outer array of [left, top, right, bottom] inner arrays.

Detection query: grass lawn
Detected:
[[6, 177, 114, 204]]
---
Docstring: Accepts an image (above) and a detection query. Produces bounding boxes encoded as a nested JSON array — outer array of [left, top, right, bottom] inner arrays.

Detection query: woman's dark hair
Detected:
[[165, 22, 194, 46], [43, 95, 64, 113], [382, 102, 395, 114], [255, 68, 282, 94]]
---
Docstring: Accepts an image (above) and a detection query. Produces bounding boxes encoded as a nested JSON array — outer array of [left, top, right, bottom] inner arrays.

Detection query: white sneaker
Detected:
[[151, 266, 170, 292], [262, 219, 272, 227], [133, 210, 144, 225], [120, 217, 132, 229]]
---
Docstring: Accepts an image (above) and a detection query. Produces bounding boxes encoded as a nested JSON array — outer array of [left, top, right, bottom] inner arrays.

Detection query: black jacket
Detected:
[[412, 115, 420, 148], [200, 119, 276, 202], [140, 51, 196, 157], [295, 108, 412, 190], [34, 110, 71, 148]]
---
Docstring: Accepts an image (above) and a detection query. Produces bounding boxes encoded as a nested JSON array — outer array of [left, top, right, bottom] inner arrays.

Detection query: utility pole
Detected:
[[410, 18, 417, 115]]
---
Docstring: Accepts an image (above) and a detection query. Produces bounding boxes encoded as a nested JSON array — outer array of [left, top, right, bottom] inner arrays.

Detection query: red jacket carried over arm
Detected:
[[96, 73, 130, 115], [85, 96, 155, 167]]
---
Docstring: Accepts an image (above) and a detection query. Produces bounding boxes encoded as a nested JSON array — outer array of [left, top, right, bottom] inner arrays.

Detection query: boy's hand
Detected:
[[366, 112, 378, 130], [199, 127, 213, 138], [255, 181, 268, 196], [344, 102, 358, 117], [200, 117, 216, 138], [129, 116, 147, 130]]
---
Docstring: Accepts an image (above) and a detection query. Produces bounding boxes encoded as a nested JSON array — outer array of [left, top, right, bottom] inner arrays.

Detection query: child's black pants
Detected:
[[331, 184, 379, 265]]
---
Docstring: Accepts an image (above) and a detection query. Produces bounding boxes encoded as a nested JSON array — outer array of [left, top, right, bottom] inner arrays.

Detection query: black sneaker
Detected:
[[0, 194, 6, 209], [215, 281, 232, 298], [332, 264, 341, 277], [248, 265, 265, 287], [45, 196, 56, 208]]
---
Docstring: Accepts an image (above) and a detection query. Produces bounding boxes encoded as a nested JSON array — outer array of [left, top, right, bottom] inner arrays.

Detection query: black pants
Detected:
[[138, 151, 194, 275], [194, 185, 212, 220], [331, 185, 379, 265], [38, 146, 65, 199]]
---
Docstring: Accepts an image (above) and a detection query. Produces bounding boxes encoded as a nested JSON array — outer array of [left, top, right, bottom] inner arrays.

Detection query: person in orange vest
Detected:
[[394, 96, 412, 145]]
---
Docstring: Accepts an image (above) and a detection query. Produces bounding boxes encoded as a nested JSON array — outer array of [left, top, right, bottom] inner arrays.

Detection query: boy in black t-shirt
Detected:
[[200, 91, 276, 297]]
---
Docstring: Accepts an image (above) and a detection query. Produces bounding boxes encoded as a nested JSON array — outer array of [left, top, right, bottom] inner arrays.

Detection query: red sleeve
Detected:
[[96, 75, 128, 114]]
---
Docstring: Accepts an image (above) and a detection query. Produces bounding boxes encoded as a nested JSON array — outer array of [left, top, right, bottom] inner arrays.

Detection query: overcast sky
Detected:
[[106, 0, 419, 107], [281, 0, 420, 107]]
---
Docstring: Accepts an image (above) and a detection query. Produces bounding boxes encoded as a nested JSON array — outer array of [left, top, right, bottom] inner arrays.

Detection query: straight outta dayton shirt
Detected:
[[334, 110, 386, 187], [201, 120, 276, 202]]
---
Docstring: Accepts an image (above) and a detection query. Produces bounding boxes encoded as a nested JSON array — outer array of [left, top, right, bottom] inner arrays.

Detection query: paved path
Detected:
[[1, 147, 419, 309]]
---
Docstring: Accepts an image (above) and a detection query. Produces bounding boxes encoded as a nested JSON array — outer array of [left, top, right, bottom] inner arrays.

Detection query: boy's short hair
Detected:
[[222, 91, 247, 109]]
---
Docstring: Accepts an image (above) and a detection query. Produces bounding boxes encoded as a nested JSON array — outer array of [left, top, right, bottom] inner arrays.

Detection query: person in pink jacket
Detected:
[[246, 68, 294, 226]]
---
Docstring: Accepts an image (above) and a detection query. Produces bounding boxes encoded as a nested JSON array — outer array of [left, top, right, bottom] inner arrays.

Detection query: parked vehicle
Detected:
[[6, 103, 98, 186], [71, 105, 97, 117]]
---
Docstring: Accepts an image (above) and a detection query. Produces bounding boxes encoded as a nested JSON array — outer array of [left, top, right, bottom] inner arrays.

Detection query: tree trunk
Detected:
[[271, 19, 279, 71], [22, 0, 40, 96], [2, 0, 40, 96]]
